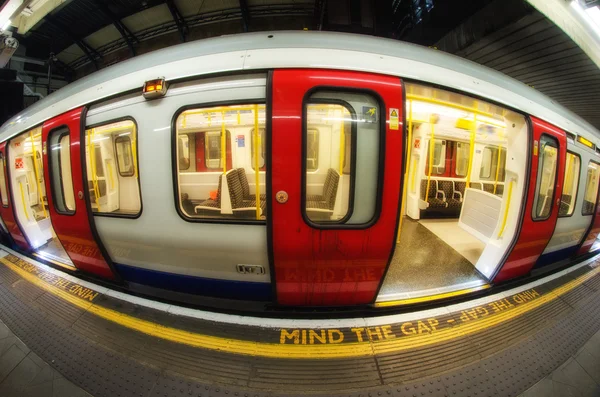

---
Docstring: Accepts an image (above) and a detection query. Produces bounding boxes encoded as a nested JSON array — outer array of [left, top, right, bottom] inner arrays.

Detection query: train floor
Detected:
[[0, 246, 599, 396], [378, 217, 488, 302], [34, 237, 74, 268]]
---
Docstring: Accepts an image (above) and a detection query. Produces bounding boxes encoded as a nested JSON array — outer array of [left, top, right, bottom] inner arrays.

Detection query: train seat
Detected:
[[307, 168, 340, 218], [227, 170, 266, 218], [448, 181, 464, 209], [193, 175, 222, 215], [420, 179, 447, 209], [235, 168, 266, 201]]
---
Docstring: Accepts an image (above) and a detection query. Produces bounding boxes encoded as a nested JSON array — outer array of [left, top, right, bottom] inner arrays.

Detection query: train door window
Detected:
[[582, 162, 600, 215], [426, 139, 446, 175], [48, 128, 76, 214], [533, 135, 559, 220], [251, 128, 266, 171], [175, 104, 266, 221], [0, 153, 8, 207], [455, 142, 470, 177], [178, 135, 190, 170], [480, 146, 506, 181], [85, 120, 141, 217], [559, 152, 580, 217], [115, 136, 134, 177], [303, 90, 379, 225]]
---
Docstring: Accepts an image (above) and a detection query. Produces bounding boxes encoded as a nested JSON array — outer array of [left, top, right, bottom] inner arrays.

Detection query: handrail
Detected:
[[397, 99, 413, 243], [28, 131, 47, 219], [406, 94, 496, 118], [19, 182, 30, 222], [425, 119, 435, 203], [253, 105, 261, 220], [465, 114, 477, 188], [339, 108, 345, 174], [221, 111, 226, 173], [130, 124, 138, 178], [493, 146, 503, 194], [106, 161, 115, 190], [498, 179, 514, 238], [88, 128, 102, 211]]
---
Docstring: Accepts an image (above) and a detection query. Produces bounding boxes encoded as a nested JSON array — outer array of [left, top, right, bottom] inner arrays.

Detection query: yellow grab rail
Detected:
[[406, 94, 495, 118], [88, 129, 101, 211], [19, 182, 30, 221], [493, 146, 503, 194], [221, 111, 226, 173], [397, 100, 413, 243], [28, 131, 47, 219], [339, 109, 345, 174], [130, 124, 138, 179], [425, 120, 435, 204], [498, 179, 514, 238], [465, 114, 477, 188], [253, 105, 261, 220]]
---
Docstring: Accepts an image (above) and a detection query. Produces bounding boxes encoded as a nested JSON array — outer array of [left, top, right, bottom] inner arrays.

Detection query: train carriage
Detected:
[[1, 31, 599, 309]]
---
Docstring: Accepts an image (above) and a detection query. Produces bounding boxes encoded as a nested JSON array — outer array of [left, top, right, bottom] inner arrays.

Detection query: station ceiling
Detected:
[[5, 0, 600, 130]]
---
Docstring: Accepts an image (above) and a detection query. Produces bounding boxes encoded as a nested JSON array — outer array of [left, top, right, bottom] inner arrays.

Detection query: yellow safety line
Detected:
[[425, 121, 435, 204], [221, 111, 226, 173], [18, 183, 30, 221], [493, 146, 503, 194], [1, 255, 598, 359], [498, 180, 514, 238], [253, 105, 260, 220], [397, 99, 413, 243], [28, 131, 47, 218], [374, 284, 491, 307]]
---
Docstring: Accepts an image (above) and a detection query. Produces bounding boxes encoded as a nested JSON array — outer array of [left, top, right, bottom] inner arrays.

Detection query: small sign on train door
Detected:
[[389, 108, 399, 130]]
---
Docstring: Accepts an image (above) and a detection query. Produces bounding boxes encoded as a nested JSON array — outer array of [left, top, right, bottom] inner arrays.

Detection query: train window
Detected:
[[85, 120, 141, 217], [303, 90, 380, 225], [175, 104, 267, 221], [307, 129, 319, 172], [48, 128, 76, 214], [178, 135, 190, 170], [582, 162, 600, 215], [479, 146, 506, 181], [251, 128, 266, 171], [0, 153, 8, 207], [115, 136, 135, 177], [559, 152, 580, 217], [426, 139, 446, 175], [455, 142, 470, 177], [533, 135, 559, 220]]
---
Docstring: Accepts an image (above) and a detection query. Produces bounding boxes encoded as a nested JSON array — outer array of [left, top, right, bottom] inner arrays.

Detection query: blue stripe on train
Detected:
[[114, 263, 272, 301], [534, 246, 579, 269]]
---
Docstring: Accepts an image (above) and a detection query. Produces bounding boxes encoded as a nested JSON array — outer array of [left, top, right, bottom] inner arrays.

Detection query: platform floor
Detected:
[[0, 247, 599, 396], [378, 217, 488, 301]]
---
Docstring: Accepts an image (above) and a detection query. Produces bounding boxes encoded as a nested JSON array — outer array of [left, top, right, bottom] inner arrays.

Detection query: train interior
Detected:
[[377, 83, 529, 302], [7, 127, 74, 268], [176, 105, 267, 221], [84, 120, 141, 216]]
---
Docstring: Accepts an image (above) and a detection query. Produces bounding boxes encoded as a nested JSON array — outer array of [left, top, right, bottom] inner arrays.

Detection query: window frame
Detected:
[[301, 87, 384, 230], [84, 117, 143, 219], [0, 152, 9, 208], [532, 133, 559, 222], [114, 135, 135, 177], [558, 150, 581, 218], [171, 99, 267, 225], [582, 160, 600, 216], [47, 126, 76, 216]]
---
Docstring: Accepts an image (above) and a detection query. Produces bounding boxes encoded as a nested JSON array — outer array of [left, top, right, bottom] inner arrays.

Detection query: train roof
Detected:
[[1, 30, 599, 144]]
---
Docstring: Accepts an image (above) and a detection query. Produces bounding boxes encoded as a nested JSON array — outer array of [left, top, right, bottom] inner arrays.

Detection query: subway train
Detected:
[[1, 31, 599, 309]]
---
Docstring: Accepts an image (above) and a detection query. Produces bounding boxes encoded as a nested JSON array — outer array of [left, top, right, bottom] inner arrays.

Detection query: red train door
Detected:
[[494, 117, 566, 282], [270, 69, 403, 306], [0, 142, 30, 251], [577, 177, 600, 255], [41, 108, 116, 280]]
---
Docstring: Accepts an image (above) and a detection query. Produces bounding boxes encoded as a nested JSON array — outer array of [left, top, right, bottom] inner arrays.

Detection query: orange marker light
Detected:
[[143, 77, 167, 99]]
